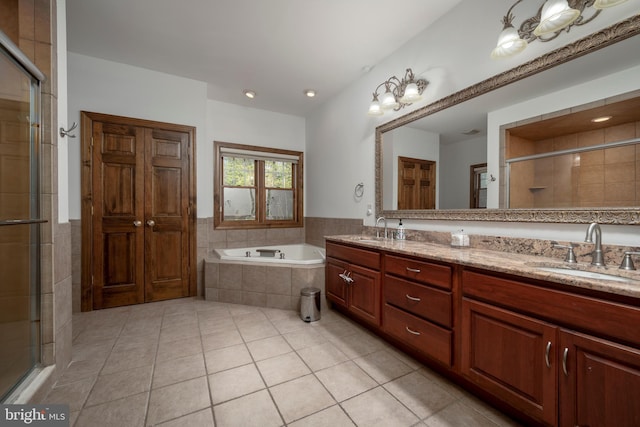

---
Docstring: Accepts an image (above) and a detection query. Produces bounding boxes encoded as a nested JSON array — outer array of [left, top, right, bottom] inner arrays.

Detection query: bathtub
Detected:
[[213, 243, 326, 265], [205, 243, 326, 310]]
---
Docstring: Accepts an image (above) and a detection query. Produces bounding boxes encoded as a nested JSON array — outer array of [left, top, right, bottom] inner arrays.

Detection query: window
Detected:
[[214, 141, 303, 229]]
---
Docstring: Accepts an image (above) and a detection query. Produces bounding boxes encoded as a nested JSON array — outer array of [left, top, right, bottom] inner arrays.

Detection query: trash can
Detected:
[[300, 287, 321, 322]]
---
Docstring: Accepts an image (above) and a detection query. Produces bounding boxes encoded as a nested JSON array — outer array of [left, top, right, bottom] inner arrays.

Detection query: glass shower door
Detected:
[[0, 36, 43, 401]]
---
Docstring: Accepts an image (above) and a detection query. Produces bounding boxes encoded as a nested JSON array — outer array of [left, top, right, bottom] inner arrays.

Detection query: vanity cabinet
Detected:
[[461, 269, 640, 427], [325, 242, 381, 327], [383, 255, 453, 366]]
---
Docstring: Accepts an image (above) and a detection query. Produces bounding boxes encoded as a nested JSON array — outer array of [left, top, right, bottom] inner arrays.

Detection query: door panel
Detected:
[[398, 156, 436, 210], [144, 129, 190, 302], [93, 122, 145, 309]]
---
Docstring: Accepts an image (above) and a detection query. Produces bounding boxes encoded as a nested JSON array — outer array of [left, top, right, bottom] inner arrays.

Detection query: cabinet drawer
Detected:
[[463, 269, 640, 347], [326, 242, 380, 270], [384, 275, 452, 327], [384, 304, 452, 366], [385, 255, 451, 290]]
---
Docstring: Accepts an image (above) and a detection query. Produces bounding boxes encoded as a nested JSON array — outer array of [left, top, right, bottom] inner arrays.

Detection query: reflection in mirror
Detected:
[[504, 94, 640, 209], [376, 15, 640, 224]]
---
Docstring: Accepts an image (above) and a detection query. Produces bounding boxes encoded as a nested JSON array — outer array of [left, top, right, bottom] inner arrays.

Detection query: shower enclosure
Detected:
[[0, 30, 45, 401]]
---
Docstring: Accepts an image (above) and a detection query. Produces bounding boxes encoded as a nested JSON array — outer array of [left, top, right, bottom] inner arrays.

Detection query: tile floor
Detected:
[[44, 297, 522, 427]]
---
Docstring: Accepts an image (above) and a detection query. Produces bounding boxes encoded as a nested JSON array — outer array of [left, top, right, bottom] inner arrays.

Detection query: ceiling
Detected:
[[65, 0, 461, 117]]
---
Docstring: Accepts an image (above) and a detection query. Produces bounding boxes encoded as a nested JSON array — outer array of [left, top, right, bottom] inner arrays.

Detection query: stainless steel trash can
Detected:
[[300, 287, 321, 322]]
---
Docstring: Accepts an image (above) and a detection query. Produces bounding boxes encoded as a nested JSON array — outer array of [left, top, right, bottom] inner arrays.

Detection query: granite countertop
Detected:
[[326, 235, 640, 300]]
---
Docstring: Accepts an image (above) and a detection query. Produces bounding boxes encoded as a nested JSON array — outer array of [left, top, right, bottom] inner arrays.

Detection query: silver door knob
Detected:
[[146, 220, 155, 227], [133, 220, 142, 227]]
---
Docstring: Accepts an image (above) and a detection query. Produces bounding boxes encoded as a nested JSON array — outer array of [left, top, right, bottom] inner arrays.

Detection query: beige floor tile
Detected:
[[418, 368, 466, 399], [204, 343, 252, 374], [156, 335, 203, 363], [297, 342, 349, 372], [156, 408, 215, 427], [342, 386, 419, 427], [460, 395, 524, 427], [54, 358, 105, 386], [74, 391, 148, 427], [270, 374, 336, 423], [159, 323, 200, 344], [246, 335, 292, 361], [270, 315, 308, 334], [120, 316, 162, 338], [153, 353, 206, 389], [85, 365, 152, 407], [327, 331, 385, 359], [201, 328, 243, 352], [199, 317, 237, 336], [288, 405, 356, 427], [44, 376, 96, 412], [237, 322, 279, 342], [71, 340, 115, 363], [383, 372, 457, 420], [424, 401, 499, 427], [146, 376, 211, 425], [162, 311, 198, 329], [315, 361, 377, 402], [208, 363, 265, 404], [283, 328, 327, 350], [101, 345, 156, 376], [256, 352, 310, 386], [354, 349, 414, 384], [214, 389, 283, 427]]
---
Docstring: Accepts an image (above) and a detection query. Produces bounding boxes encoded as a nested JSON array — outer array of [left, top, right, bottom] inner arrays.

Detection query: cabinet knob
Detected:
[[133, 220, 142, 227], [146, 219, 156, 227]]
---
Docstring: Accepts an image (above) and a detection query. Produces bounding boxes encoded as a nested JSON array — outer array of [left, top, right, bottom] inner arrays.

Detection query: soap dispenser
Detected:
[[396, 219, 406, 240]]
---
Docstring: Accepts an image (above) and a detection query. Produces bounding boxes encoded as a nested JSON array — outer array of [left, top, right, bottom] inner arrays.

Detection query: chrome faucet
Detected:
[[584, 222, 605, 267], [375, 216, 388, 239]]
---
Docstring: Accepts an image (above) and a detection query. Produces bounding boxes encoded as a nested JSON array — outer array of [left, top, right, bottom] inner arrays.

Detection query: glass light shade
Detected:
[[491, 26, 528, 59], [380, 90, 399, 110], [593, 0, 629, 8], [367, 100, 383, 116], [399, 83, 422, 103], [533, 0, 580, 36]]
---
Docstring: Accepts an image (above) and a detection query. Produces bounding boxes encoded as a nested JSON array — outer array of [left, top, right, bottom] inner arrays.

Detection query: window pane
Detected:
[[223, 157, 255, 186], [223, 188, 256, 220], [264, 161, 292, 188], [266, 189, 294, 220]]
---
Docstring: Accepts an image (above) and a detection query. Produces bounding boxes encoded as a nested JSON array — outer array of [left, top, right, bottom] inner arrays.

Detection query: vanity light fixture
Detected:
[[367, 68, 428, 116], [491, 0, 629, 59], [243, 90, 256, 99]]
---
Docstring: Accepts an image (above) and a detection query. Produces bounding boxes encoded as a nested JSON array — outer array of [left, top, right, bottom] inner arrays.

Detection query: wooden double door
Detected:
[[81, 112, 196, 310]]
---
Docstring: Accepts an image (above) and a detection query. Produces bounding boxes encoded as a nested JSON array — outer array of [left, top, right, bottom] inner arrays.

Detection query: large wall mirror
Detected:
[[376, 15, 640, 224]]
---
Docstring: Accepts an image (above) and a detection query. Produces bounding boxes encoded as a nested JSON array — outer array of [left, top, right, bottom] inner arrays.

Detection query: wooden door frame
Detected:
[[80, 111, 197, 311]]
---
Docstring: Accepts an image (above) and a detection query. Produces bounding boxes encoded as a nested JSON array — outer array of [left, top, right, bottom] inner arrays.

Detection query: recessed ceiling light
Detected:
[[243, 90, 256, 99], [304, 89, 316, 98], [591, 115, 612, 123]]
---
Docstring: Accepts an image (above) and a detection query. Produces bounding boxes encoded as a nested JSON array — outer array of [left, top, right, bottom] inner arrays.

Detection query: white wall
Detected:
[[66, 54, 306, 219], [67, 53, 208, 219], [440, 136, 487, 209], [305, 0, 640, 245], [206, 100, 306, 218]]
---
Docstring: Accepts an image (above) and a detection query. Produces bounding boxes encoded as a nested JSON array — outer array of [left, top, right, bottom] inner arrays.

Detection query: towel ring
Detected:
[[354, 182, 364, 198]]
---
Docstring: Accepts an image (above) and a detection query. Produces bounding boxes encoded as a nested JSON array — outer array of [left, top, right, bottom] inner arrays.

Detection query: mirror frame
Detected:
[[375, 14, 640, 225]]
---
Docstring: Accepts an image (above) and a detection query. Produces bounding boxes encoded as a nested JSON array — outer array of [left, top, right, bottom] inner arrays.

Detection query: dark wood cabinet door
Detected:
[[559, 329, 640, 427], [326, 258, 348, 308], [348, 264, 381, 327], [92, 121, 146, 309], [461, 298, 557, 426]]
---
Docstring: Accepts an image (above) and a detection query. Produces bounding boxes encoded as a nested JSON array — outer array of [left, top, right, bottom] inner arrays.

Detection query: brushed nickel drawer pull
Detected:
[[405, 326, 421, 336], [405, 294, 421, 302], [562, 347, 569, 376], [545, 341, 552, 368], [406, 267, 421, 273]]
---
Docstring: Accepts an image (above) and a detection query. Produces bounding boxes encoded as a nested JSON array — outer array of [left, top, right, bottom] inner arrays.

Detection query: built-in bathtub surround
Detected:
[[204, 255, 325, 310]]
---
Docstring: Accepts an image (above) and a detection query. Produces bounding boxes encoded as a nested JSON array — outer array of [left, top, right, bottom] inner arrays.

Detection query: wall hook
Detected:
[[489, 174, 496, 182], [60, 122, 77, 138]]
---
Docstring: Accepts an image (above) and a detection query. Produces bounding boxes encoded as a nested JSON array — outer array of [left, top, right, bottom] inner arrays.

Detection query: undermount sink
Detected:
[[535, 266, 639, 283]]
